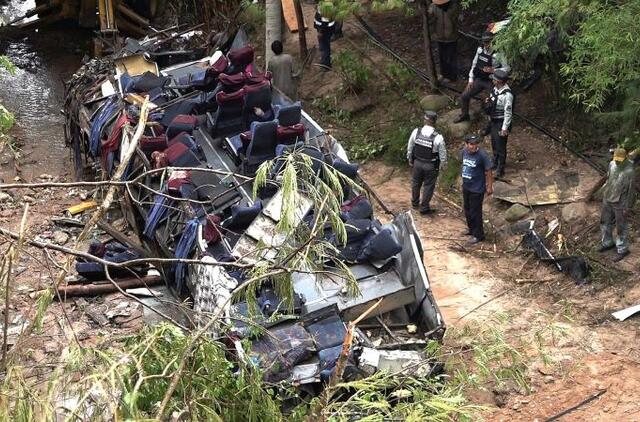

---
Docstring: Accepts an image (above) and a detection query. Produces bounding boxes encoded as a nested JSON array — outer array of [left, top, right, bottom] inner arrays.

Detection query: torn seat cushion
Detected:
[[333, 158, 359, 179], [140, 135, 168, 154], [168, 131, 198, 152], [165, 142, 201, 167], [341, 198, 373, 221], [334, 219, 373, 262], [357, 227, 402, 262], [222, 200, 263, 232], [218, 72, 247, 92], [166, 114, 198, 139], [133, 71, 170, 92], [161, 99, 198, 126], [76, 249, 144, 281], [276, 123, 304, 145], [274, 102, 302, 126], [245, 71, 272, 85], [227, 46, 254, 70]]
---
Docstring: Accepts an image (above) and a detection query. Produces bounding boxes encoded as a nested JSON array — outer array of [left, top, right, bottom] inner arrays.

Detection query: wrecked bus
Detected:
[[63, 28, 444, 387]]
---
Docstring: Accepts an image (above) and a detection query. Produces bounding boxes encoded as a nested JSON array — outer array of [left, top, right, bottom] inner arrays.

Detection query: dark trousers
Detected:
[[490, 119, 509, 177], [463, 188, 485, 240], [317, 29, 333, 67], [437, 41, 458, 81], [411, 159, 439, 212], [460, 78, 493, 116]]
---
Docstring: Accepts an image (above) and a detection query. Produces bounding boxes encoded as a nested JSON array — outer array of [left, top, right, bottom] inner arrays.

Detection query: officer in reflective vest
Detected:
[[314, 7, 336, 69], [407, 111, 448, 214], [484, 68, 514, 178], [455, 31, 510, 123]]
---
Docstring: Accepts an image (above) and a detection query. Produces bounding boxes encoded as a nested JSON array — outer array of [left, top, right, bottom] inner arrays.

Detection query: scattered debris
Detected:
[[67, 200, 98, 215], [126, 287, 162, 298], [611, 304, 640, 322], [521, 221, 589, 285], [494, 170, 591, 206], [53, 231, 71, 245], [56, 273, 163, 298]]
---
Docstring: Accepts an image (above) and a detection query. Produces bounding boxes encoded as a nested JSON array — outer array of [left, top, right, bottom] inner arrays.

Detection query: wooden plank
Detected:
[[282, 0, 307, 33]]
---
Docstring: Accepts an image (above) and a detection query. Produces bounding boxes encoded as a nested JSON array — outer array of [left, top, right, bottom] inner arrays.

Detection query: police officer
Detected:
[[485, 68, 514, 178], [407, 111, 448, 215], [455, 31, 510, 123], [314, 6, 336, 70], [598, 147, 637, 262], [461, 135, 493, 245]]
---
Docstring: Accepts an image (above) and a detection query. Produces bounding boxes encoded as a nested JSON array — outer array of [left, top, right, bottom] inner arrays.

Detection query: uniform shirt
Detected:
[[461, 147, 492, 193], [468, 47, 510, 82], [491, 84, 514, 131], [407, 125, 448, 168], [314, 10, 335, 32], [603, 159, 637, 208], [267, 53, 299, 100]]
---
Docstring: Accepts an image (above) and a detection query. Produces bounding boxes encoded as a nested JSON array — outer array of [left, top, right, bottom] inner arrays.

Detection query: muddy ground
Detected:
[[1, 3, 640, 421]]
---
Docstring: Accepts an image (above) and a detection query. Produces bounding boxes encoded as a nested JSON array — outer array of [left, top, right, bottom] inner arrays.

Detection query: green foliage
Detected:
[[495, 0, 640, 137], [446, 312, 530, 394], [0, 105, 14, 135], [438, 154, 461, 192], [0, 56, 15, 137], [238, 0, 265, 34], [334, 50, 372, 94], [385, 61, 422, 103], [116, 324, 282, 420], [0, 56, 16, 75], [315, 371, 483, 421]]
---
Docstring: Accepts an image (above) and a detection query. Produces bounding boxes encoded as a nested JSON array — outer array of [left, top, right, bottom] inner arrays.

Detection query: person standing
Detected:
[[314, 6, 336, 70], [454, 31, 510, 123], [428, 0, 461, 82], [266, 40, 300, 100], [598, 147, 637, 262], [407, 111, 448, 215], [484, 68, 513, 178], [461, 135, 493, 244]]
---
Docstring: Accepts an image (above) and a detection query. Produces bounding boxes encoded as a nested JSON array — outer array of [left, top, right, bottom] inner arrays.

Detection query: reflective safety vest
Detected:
[[487, 87, 513, 120], [314, 11, 335, 31], [473, 48, 493, 80], [413, 129, 438, 162]]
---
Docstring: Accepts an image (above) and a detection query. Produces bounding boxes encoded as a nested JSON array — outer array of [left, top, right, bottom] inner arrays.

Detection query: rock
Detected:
[[419, 94, 450, 112], [22, 195, 35, 203], [32, 349, 46, 363], [505, 204, 530, 222], [561, 202, 589, 223], [44, 342, 59, 354], [439, 109, 473, 139], [39, 173, 53, 180], [53, 231, 70, 245], [0, 191, 12, 203]]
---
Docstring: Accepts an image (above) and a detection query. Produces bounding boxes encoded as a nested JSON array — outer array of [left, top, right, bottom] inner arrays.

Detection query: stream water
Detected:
[[0, 0, 90, 180]]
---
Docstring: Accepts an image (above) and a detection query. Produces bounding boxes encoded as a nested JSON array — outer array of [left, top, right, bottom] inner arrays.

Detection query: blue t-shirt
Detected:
[[461, 148, 492, 193]]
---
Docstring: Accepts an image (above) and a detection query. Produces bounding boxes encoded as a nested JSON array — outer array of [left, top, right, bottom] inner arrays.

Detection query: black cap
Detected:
[[481, 31, 494, 42], [423, 110, 437, 121], [465, 135, 481, 144], [491, 69, 509, 81]]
